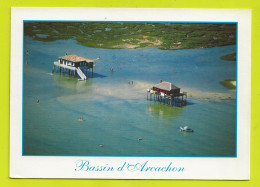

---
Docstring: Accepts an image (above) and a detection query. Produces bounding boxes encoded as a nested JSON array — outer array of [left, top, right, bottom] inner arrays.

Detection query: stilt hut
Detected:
[[147, 81, 187, 107], [152, 81, 180, 96], [53, 54, 98, 80]]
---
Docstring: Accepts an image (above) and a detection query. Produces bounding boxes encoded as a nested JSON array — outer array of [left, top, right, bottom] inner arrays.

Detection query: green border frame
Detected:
[[1, 0, 259, 186]]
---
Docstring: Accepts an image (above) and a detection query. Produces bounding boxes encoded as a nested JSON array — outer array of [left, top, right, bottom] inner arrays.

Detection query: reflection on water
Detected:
[[53, 73, 94, 92], [146, 101, 183, 119]]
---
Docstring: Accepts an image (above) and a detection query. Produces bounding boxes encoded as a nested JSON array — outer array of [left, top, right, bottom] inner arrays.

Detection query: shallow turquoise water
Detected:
[[23, 37, 236, 156]]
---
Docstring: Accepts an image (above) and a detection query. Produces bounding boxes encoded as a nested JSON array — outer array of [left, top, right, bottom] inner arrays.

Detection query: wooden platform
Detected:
[[147, 90, 187, 107], [53, 61, 93, 80], [53, 61, 77, 71]]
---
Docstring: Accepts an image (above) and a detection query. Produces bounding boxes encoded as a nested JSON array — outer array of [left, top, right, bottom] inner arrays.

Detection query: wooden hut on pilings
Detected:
[[53, 55, 98, 80], [147, 81, 187, 107]]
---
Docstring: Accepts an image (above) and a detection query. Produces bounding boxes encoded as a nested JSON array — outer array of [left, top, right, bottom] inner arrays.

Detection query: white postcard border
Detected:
[[10, 8, 251, 179]]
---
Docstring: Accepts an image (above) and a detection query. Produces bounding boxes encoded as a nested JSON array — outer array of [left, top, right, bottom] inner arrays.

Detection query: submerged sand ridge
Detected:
[[94, 81, 235, 102], [55, 80, 235, 105], [184, 88, 235, 102]]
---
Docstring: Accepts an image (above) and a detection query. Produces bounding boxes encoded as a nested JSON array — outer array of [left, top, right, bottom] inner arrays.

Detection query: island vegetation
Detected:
[[221, 53, 236, 61], [220, 79, 236, 90], [24, 22, 236, 50]]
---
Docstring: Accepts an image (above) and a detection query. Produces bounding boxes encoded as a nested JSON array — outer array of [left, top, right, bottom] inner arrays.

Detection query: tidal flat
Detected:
[[23, 22, 237, 156], [23, 37, 236, 156]]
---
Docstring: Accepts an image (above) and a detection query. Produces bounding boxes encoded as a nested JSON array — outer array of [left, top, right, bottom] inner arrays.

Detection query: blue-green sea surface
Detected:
[[23, 37, 236, 156]]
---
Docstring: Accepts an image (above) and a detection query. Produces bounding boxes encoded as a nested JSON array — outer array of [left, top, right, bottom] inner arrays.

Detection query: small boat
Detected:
[[180, 126, 194, 133]]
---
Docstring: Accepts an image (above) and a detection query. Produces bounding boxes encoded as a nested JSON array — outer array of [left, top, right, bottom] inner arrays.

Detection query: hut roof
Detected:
[[154, 81, 179, 91], [59, 55, 94, 63]]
